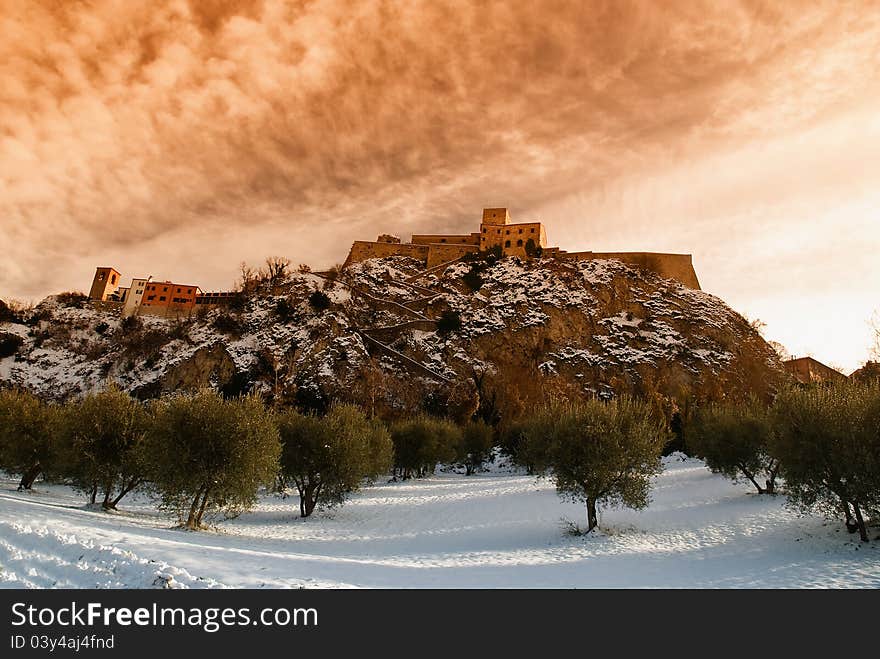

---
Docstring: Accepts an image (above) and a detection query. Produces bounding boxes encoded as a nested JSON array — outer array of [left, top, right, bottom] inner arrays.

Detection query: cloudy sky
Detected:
[[1, 0, 878, 371]]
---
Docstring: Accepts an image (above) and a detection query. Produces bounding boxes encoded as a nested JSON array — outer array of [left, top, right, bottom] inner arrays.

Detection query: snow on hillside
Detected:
[[0, 255, 783, 405], [1, 457, 877, 589]]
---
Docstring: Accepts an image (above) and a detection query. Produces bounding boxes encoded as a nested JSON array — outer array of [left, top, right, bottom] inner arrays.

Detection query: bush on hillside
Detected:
[[212, 311, 247, 337], [0, 332, 24, 358], [309, 290, 331, 312], [57, 291, 89, 308], [275, 297, 293, 321], [0, 300, 19, 323], [437, 309, 462, 335], [462, 266, 484, 292]]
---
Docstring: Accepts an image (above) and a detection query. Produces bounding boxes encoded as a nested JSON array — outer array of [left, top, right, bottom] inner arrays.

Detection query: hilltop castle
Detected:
[[343, 207, 701, 289]]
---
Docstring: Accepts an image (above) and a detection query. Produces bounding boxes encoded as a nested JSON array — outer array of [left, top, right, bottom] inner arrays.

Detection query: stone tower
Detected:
[[88, 267, 121, 301], [481, 208, 510, 225]]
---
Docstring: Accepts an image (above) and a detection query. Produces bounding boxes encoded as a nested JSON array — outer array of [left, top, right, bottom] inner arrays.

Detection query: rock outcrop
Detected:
[[1, 255, 785, 413]]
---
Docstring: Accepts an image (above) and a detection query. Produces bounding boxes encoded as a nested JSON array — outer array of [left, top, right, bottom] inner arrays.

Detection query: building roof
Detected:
[[783, 357, 848, 384]]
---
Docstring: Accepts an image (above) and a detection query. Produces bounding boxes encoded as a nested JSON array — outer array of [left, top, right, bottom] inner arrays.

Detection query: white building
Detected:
[[122, 276, 152, 318]]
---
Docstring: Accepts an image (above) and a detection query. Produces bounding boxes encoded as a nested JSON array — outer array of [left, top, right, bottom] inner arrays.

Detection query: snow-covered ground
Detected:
[[1, 456, 877, 589]]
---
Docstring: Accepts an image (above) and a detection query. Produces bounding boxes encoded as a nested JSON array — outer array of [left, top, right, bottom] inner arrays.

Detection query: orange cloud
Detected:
[[2, 0, 879, 368]]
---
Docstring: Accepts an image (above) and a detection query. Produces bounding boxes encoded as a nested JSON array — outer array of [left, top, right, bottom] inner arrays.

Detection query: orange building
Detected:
[[139, 281, 201, 318], [88, 267, 122, 301]]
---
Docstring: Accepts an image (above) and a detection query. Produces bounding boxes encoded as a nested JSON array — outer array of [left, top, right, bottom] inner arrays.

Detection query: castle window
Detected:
[[163, 287, 168, 292], [497, 230, 501, 234], [159, 296, 166, 302], [188, 289, 193, 294], [504, 240, 511, 248], [440, 239, 446, 243], [147, 295, 155, 301], [506, 230, 510, 235], [517, 239, 523, 246], [482, 228, 486, 233], [518, 229, 523, 234], [176, 288, 181, 293], [111, 275, 116, 284], [530, 228, 535, 233]]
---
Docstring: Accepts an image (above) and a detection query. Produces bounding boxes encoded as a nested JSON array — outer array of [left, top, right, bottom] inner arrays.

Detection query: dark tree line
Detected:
[[688, 381, 880, 542]]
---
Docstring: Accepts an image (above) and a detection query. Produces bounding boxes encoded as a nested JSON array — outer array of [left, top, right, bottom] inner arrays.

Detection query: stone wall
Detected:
[[411, 233, 479, 246], [425, 244, 478, 267], [343, 240, 476, 270], [343, 241, 430, 269], [560, 251, 701, 290]]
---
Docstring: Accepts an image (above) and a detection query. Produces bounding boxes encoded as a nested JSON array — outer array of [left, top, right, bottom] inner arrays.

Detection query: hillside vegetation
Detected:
[[0, 255, 784, 428]]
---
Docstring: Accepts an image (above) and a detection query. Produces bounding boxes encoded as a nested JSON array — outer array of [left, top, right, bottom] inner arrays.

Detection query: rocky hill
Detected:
[[0, 255, 785, 420]]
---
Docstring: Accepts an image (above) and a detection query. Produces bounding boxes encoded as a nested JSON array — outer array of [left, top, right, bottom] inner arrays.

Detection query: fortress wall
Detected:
[[411, 234, 479, 246], [562, 251, 701, 290], [344, 241, 430, 268], [425, 244, 479, 268]]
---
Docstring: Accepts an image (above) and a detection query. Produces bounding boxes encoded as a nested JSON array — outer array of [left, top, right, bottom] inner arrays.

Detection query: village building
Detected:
[[121, 277, 152, 318], [138, 280, 201, 318], [88, 267, 237, 319], [87, 267, 122, 301], [783, 357, 848, 384]]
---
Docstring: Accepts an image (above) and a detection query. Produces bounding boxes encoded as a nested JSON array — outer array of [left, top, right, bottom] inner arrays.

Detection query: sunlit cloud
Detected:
[[1, 0, 879, 371]]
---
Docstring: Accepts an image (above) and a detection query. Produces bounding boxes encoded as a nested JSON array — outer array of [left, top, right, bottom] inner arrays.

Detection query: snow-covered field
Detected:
[[1, 455, 877, 589]]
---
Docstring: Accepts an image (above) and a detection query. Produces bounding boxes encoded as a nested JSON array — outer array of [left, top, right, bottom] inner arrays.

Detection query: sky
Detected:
[[1, 0, 878, 372]]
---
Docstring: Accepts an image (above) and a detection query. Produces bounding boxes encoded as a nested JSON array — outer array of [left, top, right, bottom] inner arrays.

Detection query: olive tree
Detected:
[[390, 416, 460, 480], [60, 386, 150, 508], [0, 389, 59, 490], [772, 382, 880, 542], [455, 420, 494, 475], [687, 398, 779, 494], [519, 397, 668, 533], [147, 391, 280, 529], [277, 404, 392, 517]]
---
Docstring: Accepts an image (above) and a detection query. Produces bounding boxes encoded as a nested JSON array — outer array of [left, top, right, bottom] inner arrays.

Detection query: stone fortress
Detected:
[[343, 208, 702, 289]]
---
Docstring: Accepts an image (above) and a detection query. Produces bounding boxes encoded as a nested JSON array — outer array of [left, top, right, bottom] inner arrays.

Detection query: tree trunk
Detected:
[[185, 488, 203, 529], [111, 480, 140, 509], [765, 461, 779, 495], [852, 502, 869, 542], [298, 485, 307, 517], [842, 500, 859, 533], [301, 484, 317, 518], [89, 482, 98, 504], [739, 465, 765, 494], [586, 497, 598, 533], [195, 488, 211, 527], [17, 462, 42, 490]]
